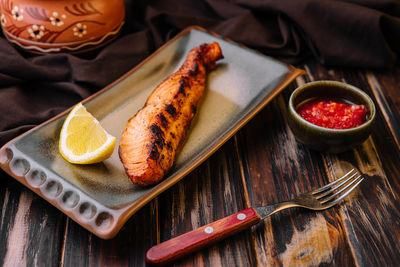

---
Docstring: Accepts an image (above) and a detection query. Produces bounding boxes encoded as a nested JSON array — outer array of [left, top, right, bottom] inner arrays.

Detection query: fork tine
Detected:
[[321, 177, 364, 206], [311, 169, 356, 195], [315, 172, 358, 199]]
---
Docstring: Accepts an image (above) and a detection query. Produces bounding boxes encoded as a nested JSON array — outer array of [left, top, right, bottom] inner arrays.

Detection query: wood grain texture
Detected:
[[61, 201, 158, 267], [236, 85, 354, 266], [2, 60, 400, 266], [157, 139, 257, 266], [0, 171, 65, 267]]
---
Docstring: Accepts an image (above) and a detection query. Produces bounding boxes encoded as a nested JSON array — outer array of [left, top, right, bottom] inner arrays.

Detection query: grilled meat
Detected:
[[119, 42, 223, 186]]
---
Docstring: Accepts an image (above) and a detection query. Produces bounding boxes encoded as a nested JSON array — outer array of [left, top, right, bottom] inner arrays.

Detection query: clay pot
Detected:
[[0, 0, 125, 53]]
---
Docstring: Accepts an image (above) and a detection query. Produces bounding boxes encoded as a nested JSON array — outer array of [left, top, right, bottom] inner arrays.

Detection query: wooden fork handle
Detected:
[[145, 207, 261, 265]]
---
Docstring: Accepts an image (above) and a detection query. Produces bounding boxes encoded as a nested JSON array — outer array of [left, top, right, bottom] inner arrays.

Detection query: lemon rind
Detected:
[[59, 103, 116, 164]]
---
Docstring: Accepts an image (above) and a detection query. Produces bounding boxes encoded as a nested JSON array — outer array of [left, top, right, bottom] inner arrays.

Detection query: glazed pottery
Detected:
[[0, 27, 305, 239], [287, 81, 376, 153], [0, 0, 125, 53]]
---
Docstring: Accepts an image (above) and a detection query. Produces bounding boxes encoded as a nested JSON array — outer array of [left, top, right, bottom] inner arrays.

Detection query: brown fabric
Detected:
[[1, 0, 400, 146]]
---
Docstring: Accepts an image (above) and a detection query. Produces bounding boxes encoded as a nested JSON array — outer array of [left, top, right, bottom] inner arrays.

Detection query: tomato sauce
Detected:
[[296, 99, 367, 129]]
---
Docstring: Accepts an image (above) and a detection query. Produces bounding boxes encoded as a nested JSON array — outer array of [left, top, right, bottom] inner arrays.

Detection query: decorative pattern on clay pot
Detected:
[[0, 0, 125, 53]]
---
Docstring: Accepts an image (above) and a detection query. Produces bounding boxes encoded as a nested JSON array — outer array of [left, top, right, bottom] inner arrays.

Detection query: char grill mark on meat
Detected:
[[119, 42, 223, 186]]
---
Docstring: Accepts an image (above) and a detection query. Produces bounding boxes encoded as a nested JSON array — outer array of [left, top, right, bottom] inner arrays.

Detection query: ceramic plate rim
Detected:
[[0, 26, 305, 239]]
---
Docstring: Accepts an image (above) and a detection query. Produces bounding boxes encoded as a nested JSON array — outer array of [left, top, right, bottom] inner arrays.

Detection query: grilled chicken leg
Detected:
[[119, 42, 223, 186]]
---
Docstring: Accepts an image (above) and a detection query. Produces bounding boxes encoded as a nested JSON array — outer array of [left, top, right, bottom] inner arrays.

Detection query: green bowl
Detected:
[[287, 81, 376, 153]]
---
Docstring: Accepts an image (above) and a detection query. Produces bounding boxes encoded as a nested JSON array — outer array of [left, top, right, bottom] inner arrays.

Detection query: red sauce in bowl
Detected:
[[296, 99, 367, 129]]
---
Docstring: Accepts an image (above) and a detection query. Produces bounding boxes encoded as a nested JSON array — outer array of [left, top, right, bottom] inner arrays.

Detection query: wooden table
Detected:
[[1, 59, 400, 266]]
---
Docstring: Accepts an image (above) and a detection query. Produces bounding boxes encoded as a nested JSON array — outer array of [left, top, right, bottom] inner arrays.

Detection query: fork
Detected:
[[146, 169, 363, 265]]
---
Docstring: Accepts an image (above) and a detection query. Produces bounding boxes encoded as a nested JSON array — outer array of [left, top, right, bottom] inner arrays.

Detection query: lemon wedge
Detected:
[[59, 103, 116, 164]]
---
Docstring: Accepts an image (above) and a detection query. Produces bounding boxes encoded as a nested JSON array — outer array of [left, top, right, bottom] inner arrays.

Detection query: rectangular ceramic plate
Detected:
[[0, 26, 304, 239]]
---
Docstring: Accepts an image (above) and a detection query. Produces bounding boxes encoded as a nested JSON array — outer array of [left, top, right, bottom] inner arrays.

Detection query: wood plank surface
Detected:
[[61, 201, 158, 267], [237, 82, 355, 266], [1, 60, 400, 266], [0, 171, 65, 267], [157, 139, 256, 266]]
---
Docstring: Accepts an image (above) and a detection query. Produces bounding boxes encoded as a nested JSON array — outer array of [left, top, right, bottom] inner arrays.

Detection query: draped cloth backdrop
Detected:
[[1, 0, 400, 146]]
